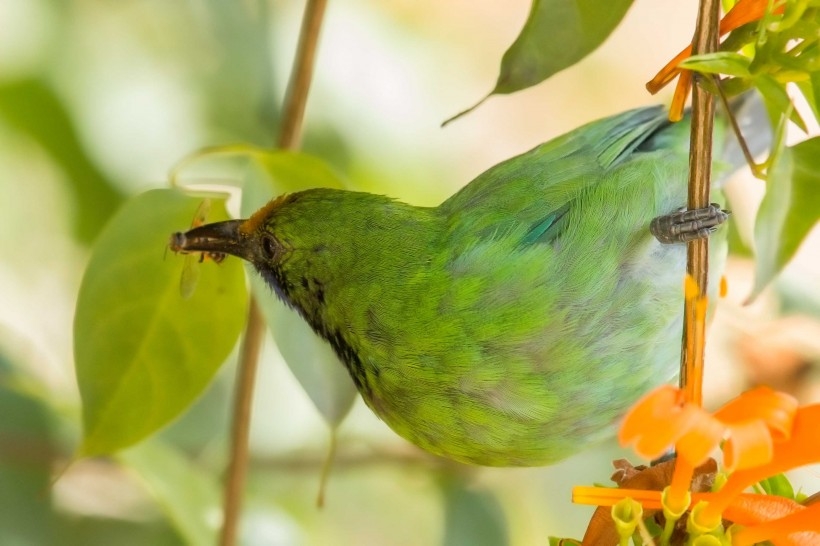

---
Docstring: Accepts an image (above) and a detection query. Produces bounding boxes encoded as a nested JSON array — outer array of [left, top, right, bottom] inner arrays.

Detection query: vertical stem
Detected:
[[219, 300, 265, 546], [679, 0, 720, 407], [278, 0, 328, 150], [219, 2, 329, 546]]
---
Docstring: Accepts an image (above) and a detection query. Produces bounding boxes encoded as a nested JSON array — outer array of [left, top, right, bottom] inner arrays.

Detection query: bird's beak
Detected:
[[169, 219, 256, 262]]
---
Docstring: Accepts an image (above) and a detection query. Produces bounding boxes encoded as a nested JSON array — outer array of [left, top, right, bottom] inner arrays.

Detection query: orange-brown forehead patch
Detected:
[[239, 193, 292, 235]]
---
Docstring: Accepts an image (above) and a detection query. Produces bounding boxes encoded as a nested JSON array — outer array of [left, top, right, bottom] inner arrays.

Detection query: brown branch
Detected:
[[278, 0, 328, 149], [219, 2, 328, 545], [219, 300, 265, 546], [680, 0, 720, 407]]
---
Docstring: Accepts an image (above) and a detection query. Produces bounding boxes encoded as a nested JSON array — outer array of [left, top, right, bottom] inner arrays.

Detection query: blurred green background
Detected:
[[2, 0, 819, 544]]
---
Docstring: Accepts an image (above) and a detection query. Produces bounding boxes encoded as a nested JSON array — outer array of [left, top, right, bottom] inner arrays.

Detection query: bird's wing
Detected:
[[440, 105, 673, 245]]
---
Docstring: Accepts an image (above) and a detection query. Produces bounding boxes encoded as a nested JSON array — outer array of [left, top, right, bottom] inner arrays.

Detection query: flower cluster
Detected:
[[647, 0, 784, 121], [568, 1, 820, 543], [573, 385, 820, 545]]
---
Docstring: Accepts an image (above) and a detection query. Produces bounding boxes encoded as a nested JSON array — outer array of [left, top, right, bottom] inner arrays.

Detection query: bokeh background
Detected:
[[1, 0, 819, 544]]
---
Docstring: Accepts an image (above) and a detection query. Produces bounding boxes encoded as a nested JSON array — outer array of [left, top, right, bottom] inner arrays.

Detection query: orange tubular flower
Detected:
[[647, 0, 783, 120], [618, 385, 723, 511], [714, 387, 798, 473], [699, 404, 820, 522], [618, 385, 720, 462]]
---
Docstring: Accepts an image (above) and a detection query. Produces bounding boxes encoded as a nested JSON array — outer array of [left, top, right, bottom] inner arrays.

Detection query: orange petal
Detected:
[[646, 46, 693, 95], [723, 420, 774, 473], [669, 70, 692, 122], [573, 489, 794, 512], [685, 273, 701, 299], [701, 404, 820, 523], [719, 0, 781, 36], [724, 494, 805, 526], [732, 502, 820, 546], [667, 458, 696, 512], [714, 386, 798, 442], [619, 385, 725, 462], [619, 386, 686, 458], [572, 486, 663, 509], [646, 0, 781, 96], [675, 412, 724, 466]]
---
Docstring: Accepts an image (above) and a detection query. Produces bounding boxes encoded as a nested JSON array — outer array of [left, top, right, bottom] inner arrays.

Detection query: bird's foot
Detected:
[[650, 203, 729, 245]]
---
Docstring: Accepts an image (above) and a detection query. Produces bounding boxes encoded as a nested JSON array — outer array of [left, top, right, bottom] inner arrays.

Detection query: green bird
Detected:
[[171, 99, 767, 466]]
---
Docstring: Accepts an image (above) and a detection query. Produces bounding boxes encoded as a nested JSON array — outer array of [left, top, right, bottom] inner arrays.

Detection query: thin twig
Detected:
[[219, 2, 329, 545], [219, 300, 265, 546], [680, 0, 720, 407], [714, 78, 766, 178], [278, 0, 328, 149]]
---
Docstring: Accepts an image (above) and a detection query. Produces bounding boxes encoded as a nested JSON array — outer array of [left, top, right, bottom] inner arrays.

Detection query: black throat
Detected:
[[255, 264, 373, 398]]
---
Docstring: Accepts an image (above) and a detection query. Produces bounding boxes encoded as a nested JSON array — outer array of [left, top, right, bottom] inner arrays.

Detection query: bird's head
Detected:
[[170, 194, 292, 270], [169, 188, 423, 319], [171, 190, 345, 304]]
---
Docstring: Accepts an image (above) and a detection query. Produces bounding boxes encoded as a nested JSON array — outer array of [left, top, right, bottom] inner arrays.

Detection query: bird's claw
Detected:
[[650, 203, 730, 245]]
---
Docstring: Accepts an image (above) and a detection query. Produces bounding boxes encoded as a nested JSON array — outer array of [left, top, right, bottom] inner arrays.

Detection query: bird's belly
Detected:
[[359, 233, 723, 466]]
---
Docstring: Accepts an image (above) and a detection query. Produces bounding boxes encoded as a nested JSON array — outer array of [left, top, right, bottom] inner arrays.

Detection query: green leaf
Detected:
[[60, 517, 183, 546], [808, 70, 820, 120], [0, 79, 124, 243], [254, 272, 358, 427], [0, 383, 59, 545], [495, 0, 633, 94], [754, 74, 808, 132], [726, 206, 754, 258], [242, 151, 358, 427], [170, 146, 358, 425], [239, 150, 346, 215], [442, 480, 509, 546], [119, 440, 220, 546], [678, 52, 752, 77], [445, 0, 633, 124], [74, 189, 248, 455], [757, 474, 796, 499], [750, 137, 820, 300]]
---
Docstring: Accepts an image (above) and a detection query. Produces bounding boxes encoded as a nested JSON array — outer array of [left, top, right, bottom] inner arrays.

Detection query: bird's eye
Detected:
[[261, 235, 278, 260]]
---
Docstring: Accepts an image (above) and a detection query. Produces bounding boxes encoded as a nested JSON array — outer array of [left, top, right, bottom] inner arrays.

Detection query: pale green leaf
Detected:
[[678, 52, 752, 77], [0, 79, 124, 242], [75, 189, 248, 455], [239, 149, 346, 215], [750, 137, 820, 300], [119, 440, 221, 546], [442, 480, 509, 546], [809, 70, 820, 119], [0, 383, 59, 544], [754, 74, 808, 132], [757, 473, 796, 499], [242, 151, 358, 427], [495, 0, 634, 94], [250, 275, 357, 427]]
